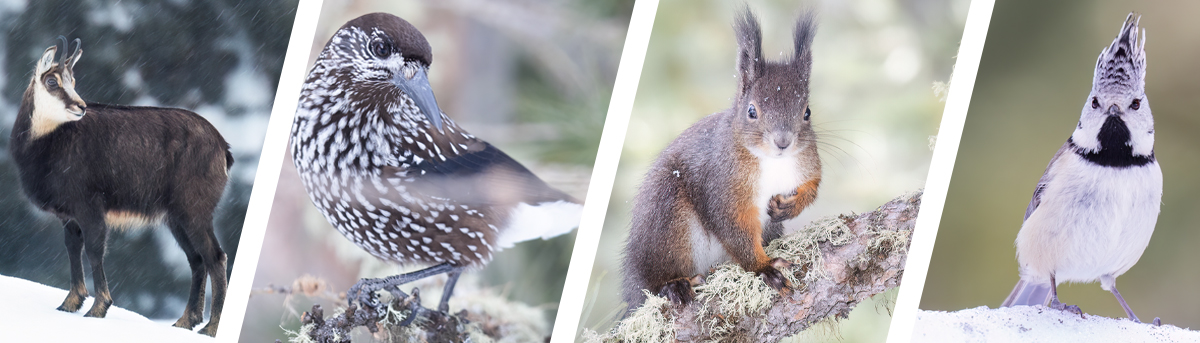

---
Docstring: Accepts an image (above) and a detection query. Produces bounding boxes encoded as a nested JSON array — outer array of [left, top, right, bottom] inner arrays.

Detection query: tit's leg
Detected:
[[1109, 285, 1141, 323], [1047, 274, 1083, 317]]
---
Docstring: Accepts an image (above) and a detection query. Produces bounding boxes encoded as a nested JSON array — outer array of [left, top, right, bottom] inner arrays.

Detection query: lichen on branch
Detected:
[[586, 190, 921, 343]]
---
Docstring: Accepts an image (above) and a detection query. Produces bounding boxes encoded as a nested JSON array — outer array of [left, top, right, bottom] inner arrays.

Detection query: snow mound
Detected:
[[914, 306, 1200, 342], [0, 274, 213, 342]]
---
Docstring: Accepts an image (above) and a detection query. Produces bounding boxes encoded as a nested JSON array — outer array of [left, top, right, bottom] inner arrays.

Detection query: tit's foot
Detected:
[[1049, 299, 1083, 318], [1153, 317, 1162, 326]]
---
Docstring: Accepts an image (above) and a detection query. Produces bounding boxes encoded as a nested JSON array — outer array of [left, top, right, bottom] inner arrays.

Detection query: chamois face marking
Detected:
[[733, 10, 817, 159], [30, 45, 86, 140]]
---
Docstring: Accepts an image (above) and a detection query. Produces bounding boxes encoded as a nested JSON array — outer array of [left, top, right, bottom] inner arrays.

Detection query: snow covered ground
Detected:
[[914, 306, 1200, 342], [0, 275, 213, 342]]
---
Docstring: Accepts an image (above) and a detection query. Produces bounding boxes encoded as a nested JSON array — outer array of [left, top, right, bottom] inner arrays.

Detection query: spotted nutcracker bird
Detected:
[[291, 12, 583, 312]]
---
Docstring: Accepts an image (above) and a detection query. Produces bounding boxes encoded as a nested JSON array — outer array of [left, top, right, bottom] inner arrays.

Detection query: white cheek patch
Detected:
[[30, 77, 83, 139], [1071, 112, 1104, 152]]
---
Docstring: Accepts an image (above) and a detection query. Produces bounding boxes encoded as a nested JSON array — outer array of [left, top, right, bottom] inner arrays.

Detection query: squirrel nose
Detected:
[[774, 136, 791, 150]]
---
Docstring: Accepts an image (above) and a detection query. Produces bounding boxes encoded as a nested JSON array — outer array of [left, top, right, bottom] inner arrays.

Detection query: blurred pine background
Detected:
[[920, 0, 1200, 329], [0, 0, 295, 320]]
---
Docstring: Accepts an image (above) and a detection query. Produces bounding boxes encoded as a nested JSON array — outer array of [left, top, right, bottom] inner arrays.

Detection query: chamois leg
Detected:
[[168, 217, 206, 330], [192, 220, 227, 337], [56, 220, 88, 313], [82, 222, 112, 318]]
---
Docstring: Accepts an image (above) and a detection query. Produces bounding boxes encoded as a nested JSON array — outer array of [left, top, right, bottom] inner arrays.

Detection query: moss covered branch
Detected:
[[585, 190, 921, 343], [268, 278, 550, 343]]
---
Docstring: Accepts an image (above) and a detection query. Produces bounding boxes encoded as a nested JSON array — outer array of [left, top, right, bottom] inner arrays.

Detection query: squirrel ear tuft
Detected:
[[792, 10, 817, 75], [735, 8, 764, 87]]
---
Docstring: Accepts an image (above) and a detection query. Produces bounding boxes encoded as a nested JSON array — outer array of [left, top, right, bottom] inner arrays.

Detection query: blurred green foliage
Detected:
[[581, 0, 967, 341], [920, 0, 1200, 329]]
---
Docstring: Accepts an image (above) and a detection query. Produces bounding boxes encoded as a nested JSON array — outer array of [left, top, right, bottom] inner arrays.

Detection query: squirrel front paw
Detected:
[[658, 275, 703, 305], [768, 191, 801, 222], [757, 258, 794, 295]]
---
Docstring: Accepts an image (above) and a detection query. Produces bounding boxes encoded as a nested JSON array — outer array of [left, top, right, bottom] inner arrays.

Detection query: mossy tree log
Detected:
[[587, 191, 921, 343]]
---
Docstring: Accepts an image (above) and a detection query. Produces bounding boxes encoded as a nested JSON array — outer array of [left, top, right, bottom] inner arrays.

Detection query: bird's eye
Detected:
[[44, 76, 58, 90], [1130, 98, 1141, 110], [370, 39, 392, 58], [803, 107, 811, 121], [1091, 97, 1100, 109], [747, 104, 757, 119]]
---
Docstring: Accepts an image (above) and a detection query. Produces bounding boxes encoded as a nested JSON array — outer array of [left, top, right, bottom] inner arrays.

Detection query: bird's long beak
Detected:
[[392, 67, 444, 131]]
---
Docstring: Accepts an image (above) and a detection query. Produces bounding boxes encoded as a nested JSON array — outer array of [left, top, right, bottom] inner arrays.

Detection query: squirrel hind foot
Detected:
[[659, 277, 700, 305], [759, 258, 794, 294]]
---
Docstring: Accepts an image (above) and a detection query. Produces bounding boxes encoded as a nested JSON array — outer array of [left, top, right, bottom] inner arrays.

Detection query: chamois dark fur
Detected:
[[8, 40, 232, 336]]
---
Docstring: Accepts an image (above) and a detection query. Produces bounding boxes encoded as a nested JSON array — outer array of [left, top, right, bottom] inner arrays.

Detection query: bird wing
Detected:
[[1024, 141, 1072, 222], [386, 140, 577, 207]]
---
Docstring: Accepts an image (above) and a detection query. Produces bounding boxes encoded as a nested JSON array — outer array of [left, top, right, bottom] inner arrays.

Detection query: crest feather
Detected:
[[1093, 13, 1146, 94]]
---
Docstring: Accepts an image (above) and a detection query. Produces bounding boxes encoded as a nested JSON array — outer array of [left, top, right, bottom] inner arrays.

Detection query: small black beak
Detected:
[[1107, 104, 1121, 116], [392, 67, 444, 131]]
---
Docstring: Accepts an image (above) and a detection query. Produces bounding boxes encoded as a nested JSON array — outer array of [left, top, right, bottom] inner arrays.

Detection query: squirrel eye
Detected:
[[1130, 98, 1141, 110], [370, 39, 392, 58], [45, 76, 58, 90], [803, 107, 811, 121], [1091, 97, 1100, 109], [747, 104, 757, 119]]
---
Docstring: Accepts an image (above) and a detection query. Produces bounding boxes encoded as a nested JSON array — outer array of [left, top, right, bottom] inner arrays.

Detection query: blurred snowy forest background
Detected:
[[581, 0, 968, 341], [0, 0, 295, 320], [242, 0, 631, 341]]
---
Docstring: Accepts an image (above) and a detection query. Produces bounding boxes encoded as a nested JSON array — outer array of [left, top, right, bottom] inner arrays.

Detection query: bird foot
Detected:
[[1153, 317, 1162, 326], [1049, 299, 1084, 318]]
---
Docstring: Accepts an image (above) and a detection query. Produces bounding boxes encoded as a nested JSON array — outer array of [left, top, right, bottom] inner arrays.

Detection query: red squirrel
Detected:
[[621, 9, 821, 308]]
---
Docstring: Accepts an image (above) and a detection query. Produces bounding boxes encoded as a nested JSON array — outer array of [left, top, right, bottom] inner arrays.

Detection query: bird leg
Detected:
[[1048, 274, 1083, 317], [438, 268, 463, 313], [347, 262, 456, 311], [1109, 284, 1150, 323]]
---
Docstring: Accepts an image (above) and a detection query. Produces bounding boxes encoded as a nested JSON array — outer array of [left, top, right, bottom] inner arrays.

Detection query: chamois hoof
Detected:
[[56, 296, 85, 313], [173, 312, 203, 330], [83, 302, 110, 318], [198, 322, 219, 337]]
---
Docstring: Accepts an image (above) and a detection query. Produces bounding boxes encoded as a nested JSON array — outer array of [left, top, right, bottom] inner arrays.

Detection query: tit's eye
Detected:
[[44, 76, 58, 90], [1091, 97, 1100, 109], [747, 104, 757, 119], [1130, 98, 1141, 110], [370, 39, 392, 58], [803, 107, 811, 121]]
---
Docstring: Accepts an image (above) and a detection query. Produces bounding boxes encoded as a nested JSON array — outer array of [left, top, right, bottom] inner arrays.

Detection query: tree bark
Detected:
[[592, 191, 921, 343]]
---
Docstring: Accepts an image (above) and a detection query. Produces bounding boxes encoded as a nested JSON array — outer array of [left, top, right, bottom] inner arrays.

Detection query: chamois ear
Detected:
[[792, 10, 817, 77], [36, 46, 57, 76], [735, 8, 764, 89]]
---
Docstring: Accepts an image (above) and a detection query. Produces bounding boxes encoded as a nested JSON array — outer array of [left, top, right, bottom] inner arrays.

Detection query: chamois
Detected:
[[8, 39, 233, 336]]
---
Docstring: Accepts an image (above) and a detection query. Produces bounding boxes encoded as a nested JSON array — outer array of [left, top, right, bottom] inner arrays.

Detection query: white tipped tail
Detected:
[[1002, 279, 1052, 307], [495, 200, 583, 249]]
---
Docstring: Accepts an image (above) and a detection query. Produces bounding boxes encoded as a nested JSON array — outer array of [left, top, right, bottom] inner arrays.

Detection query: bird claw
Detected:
[[1049, 299, 1084, 318]]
